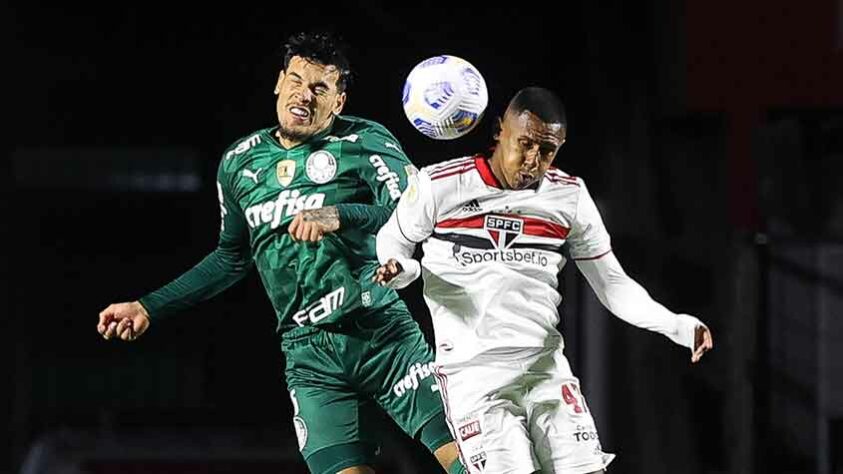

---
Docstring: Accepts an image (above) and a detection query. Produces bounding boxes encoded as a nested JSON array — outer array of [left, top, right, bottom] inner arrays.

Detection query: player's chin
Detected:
[[279, 118, 314, 136], [513, 177, 535, 189], [281, 122, 308, 135]]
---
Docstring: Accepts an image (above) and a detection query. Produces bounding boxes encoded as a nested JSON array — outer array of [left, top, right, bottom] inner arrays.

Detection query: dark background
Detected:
[[6, 1, 843, 473]]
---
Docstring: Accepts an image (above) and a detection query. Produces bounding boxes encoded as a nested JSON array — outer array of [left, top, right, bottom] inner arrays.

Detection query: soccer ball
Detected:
[[402, 55, 488, 140]]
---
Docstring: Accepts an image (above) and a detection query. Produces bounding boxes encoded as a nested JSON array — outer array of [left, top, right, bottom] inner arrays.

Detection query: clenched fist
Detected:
[[97, 301, 151, 341]]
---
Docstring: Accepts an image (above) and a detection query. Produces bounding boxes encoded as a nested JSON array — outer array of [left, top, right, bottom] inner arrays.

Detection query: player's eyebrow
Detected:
[[520, 131, 558, 143], [289, 71, 331, 87], [530, 126, 564, 144]]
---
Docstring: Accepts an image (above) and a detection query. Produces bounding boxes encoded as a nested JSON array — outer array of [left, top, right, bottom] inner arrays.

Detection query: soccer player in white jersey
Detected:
[[373, 87, 714, 474]]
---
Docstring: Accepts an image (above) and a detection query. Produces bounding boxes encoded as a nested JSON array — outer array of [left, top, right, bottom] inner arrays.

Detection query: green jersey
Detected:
[[139, 115, 415, 334]]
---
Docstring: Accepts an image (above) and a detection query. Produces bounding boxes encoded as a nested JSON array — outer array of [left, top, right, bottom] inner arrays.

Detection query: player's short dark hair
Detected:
[[283, 31, 352, 92], [507, 87, 567, 127]]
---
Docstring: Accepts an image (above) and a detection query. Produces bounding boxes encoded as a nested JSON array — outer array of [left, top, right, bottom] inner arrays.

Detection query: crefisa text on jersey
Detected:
[[245, 190, 326, 229], [368, 154, 402, 201]]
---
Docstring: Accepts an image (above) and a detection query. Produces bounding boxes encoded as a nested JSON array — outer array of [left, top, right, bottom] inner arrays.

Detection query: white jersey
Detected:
[[388, 155, 609, 361], [377, 154, 704, 473], [378, 154, 703, 364]]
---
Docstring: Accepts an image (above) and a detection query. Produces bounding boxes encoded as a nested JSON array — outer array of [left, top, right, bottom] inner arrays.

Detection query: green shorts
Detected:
[[282, 302, 452, 473]]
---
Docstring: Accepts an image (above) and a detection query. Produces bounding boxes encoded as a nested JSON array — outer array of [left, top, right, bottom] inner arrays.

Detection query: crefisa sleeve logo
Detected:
[[483, 215, 524, 249], [305, 150, 338, 184]]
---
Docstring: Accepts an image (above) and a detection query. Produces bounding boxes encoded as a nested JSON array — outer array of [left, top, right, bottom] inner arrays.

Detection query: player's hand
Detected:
[[691, 324, 713, 363], [97, 301, 151, 342], [288, 206, 340, 242], [373, 258, 404, 286]]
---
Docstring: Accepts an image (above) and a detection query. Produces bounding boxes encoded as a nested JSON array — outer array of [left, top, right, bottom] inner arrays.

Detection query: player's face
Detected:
[[275, 56, 347, 145], [493, 110, 566, 189]]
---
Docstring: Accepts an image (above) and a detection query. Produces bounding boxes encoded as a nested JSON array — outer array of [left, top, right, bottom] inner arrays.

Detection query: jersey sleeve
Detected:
[[567, 179, 612, 260], [336, 125, 417, 233], [375, 169, 437, 289], [575, 251, 705, 350], [215, 160, 252, 258], [356, 125, 415, 209], [393, 169, 437, 243], [138, 157, 253, 320]]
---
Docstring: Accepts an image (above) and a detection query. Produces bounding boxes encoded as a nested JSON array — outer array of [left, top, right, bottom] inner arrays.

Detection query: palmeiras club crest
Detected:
[[305, 150, 337, 184]]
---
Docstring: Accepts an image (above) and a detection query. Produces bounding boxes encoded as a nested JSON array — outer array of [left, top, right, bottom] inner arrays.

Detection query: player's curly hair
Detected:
[[284, 31, 353, 92]]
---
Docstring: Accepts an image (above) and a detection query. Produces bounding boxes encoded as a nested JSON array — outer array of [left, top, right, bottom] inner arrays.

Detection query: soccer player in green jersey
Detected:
[[96, 31, 464, 474]]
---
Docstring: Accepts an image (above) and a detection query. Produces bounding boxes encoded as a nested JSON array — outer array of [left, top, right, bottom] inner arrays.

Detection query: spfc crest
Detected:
[[276, 160, 296, 187], [469, 452, 487, 472], [484, 215, 523, 249]]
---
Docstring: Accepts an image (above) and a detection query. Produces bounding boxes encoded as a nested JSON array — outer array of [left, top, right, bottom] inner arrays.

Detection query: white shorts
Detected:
[[433, 345, 615, 474]]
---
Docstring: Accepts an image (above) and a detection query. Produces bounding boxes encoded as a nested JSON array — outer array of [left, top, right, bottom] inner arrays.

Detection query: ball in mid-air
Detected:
[[402, 55, 488, 140]]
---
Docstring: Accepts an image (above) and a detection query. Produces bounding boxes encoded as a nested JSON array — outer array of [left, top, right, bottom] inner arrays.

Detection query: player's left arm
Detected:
[[342, 126, 416, 230], [575, 253, 713, 363], [375, 168, 436, 289], [569, 180, 713, 363], [289, 127, 413, 241]]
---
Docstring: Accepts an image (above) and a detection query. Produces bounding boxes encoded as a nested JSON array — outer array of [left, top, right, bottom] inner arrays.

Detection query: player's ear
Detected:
[[333, 91, 347, 115], [274, 70, 285, 95], [493, 116, 503, 140]]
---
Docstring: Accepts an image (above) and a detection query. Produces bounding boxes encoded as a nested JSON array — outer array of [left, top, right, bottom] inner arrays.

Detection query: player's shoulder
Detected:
[[422, 155, 479, 182], [415, 156, 479, 206], [331, 114, 402, 143], [219, 127, 274, 170], [543, 166, 584, 189]]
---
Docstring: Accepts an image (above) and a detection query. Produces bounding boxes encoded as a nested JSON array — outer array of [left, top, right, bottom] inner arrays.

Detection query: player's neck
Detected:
[[275, 132, 302, 149], [489, 150, 512, 190]]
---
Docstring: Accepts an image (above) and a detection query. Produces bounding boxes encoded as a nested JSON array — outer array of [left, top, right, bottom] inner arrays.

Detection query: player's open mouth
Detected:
[[288, 106, 311, 121], [519, 172, 534, 183]]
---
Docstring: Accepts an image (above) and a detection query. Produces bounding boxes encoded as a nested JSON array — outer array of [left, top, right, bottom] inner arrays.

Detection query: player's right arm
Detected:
[[98, 158, 253, 341], [374, 169, 436, 289]]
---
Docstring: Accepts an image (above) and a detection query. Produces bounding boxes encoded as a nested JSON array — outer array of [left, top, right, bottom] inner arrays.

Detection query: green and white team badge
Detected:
[[276, 160, 296, 187], [289, 389, 308, 450], [306, 151, 337, 184]]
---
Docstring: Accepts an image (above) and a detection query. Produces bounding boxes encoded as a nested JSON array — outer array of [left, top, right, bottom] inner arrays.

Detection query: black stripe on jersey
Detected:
[[431, 232, 564, 254]]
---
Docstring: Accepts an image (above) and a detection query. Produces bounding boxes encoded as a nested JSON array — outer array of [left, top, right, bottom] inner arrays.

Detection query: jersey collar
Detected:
[[473, 155, 504, 189]]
